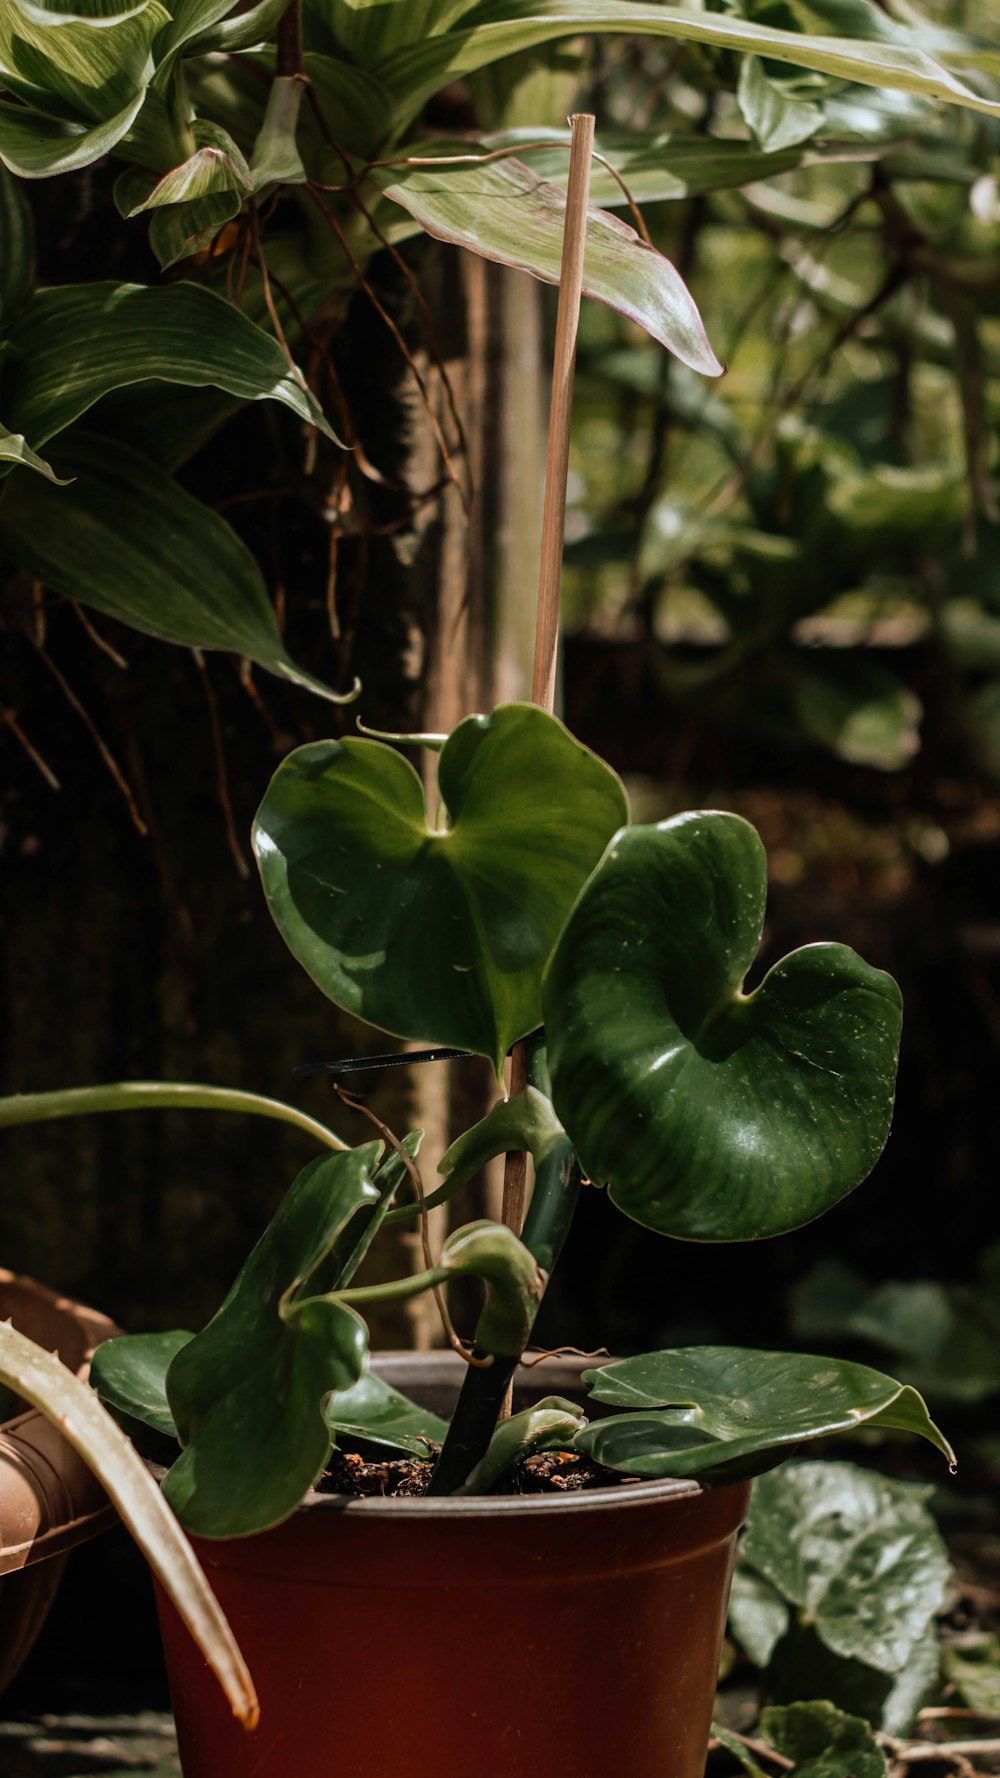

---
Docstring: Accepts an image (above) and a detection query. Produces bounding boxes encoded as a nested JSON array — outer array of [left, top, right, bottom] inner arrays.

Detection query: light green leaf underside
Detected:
[[378, 149, 721, 376], [578, 1347, 954, 1479], [377, 3, 1000, 132], [0, 434, 346, 701], [91, 1329, 193, 1439], [323, 1371, 448, 1457], [0, 423, 68, 482], [544, 812, 902, 1241], [459, 1396, 586, 1494], [252, 704, 628, 1075]]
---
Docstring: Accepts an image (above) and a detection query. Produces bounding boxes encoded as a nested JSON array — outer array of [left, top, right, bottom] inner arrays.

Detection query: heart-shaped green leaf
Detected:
[[91, 1329, 193, 1439], [577, 1348, 955, 1479], [162, 1146, 380, 1537], [758, 1702, 887, 1778], [544, 813, 902, 1240], [253, 704, 628, 1076]]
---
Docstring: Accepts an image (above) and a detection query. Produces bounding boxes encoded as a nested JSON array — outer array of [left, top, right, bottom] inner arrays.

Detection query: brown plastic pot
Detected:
[[156, 1352, 750, 1778], [0, 1268, 120, 1692]]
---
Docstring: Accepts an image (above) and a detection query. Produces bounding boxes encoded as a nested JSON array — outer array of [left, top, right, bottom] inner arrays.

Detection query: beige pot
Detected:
[[0, 1268, 119, 1692]]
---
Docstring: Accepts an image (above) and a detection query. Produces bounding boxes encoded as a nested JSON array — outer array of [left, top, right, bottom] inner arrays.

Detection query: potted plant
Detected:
[[0, 112, 957, 1777]]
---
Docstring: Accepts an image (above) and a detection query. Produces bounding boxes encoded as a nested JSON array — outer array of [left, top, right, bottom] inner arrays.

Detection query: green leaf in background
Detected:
[[738, 56, 825, 152], [253, 704, 628, 1076], [544, 813, 902, 1241], [760, 1701, 887, 1777], [0, 422, 68, 483], [578, 1349, 954, 1478], [377, 150, 722, 376], [0, 434, 348, 700], [0, 166, 34, 329], [710, 1724, 769, 1778], [740, 1462, 951, 1674], [114, 124, 251, 216], [323, 1371, 449, 1457], [162, 1147, 380, 1537], [303, 54, 395, 159], [91, 1330, 194, 1440], [785, 662, 922, 771], [376, 0, 1000, 132], [943, 1633, 1000, 1716], [5, 281, 334, 448], [458, 1396, 586, 1494], [147, 190, 244, 268]]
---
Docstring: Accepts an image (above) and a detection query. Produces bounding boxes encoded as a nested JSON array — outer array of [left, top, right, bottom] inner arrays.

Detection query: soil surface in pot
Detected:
[[319, 1449, 636, 1498]]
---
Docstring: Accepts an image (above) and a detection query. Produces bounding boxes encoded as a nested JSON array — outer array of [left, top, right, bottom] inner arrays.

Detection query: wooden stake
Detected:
[[500, 113, 595, 1244]]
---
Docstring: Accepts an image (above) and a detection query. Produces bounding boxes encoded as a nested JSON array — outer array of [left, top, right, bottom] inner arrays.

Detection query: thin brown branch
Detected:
[[709, 1729, 794, 1771], [73, 602, 129, 670], [0, 705, 60, 790], [333, 1086, 491, 1368], [193, 649, 249, 881], [26, 635, 147, 834]]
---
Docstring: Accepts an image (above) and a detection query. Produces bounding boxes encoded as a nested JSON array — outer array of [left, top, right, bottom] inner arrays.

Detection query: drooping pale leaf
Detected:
[[0, 92, 149, 178], [323, 1370, 448, 1456], [458, 1396, 586, 1494], [253, 705, 628, 1076], [115, 125, 251, 215], [728, 1566, 790, 1668], [376, 2, 1000, 132], [578, 1349, 954, 1479], [91, 1329, 193, 1439], [438, 1088, 566, 1200], [543, 813, 903, 1241], [738, 56, 825, 151], [162, 1147, 380, 1538], [0, 1322, 257, 1728], [758, 1701, 887, 1778], [479, 126, 810, 205], [0, 422, 68, 483], [377, 151, 721, 376], [0, 166, 33, 327], [0, 434, 348, 700], [4, 281, 333, 448], [741, 1462, 952, 1673]]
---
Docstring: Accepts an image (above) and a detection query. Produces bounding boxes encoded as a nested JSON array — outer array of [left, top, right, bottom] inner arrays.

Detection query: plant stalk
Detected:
[[428, 1136, 581, 1494], [0, 1082, 349, 1151], [500, 112, 595, 1249]]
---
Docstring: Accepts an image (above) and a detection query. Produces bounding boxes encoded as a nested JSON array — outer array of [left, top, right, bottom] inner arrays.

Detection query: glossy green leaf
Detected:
[[253, 704, 628, 1076], [4, 281, 333, 448], [544, 813, 902, 1241], [0, 422, 68, 483], [0, 166, 33, 327], [741, 1462, 951, 1674], [0, 92, 149, 178], [323, 1371, 448, 1457], [377, 151, 721, 376], [738, 56, 825, 151], [163, 1147, 380, 1537], [438, 1087, 566, 1199], [0, 1322, 257, 1728], [0, 434, 349, 701], [377, 2, 1000, 131], [758, 1702, 886, 1777], [91, 1329, 193, 1439], [115, 125, 251, 216], [322, 1129, 424, 1289], [458, 1396, 586, 1494], [578, 1348, 955, 1478]]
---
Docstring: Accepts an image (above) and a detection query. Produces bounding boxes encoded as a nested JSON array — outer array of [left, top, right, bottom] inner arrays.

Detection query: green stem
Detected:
[[335, 1266, 450, 1307], [427, 1136, 582, 1495], [0, 1082, 348, 1152]]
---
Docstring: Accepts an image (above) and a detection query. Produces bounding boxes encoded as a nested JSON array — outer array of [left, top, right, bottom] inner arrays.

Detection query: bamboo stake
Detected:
[[500, 114, 595, 1246]]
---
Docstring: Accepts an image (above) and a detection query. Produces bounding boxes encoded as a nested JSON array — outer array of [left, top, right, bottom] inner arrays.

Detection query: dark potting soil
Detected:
[[320, 1449, 634, 1499]]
